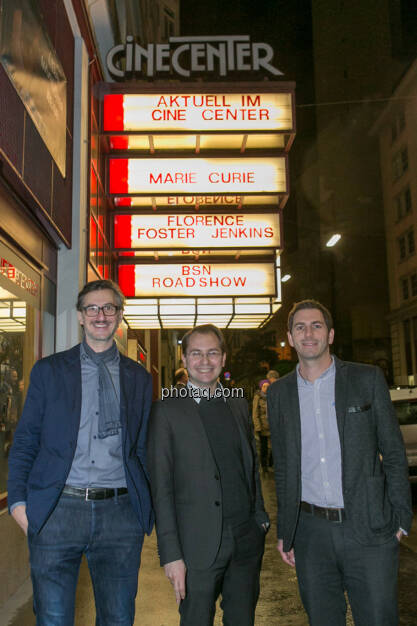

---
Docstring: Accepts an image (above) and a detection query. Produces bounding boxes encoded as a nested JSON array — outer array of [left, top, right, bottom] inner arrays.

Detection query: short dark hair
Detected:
[[181, 324, 226, 355], [76, 280, 125, 311], [288, 299, 333, 332]]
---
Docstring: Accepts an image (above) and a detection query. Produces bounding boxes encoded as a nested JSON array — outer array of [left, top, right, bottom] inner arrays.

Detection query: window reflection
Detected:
[[0, 286, 35, 495]]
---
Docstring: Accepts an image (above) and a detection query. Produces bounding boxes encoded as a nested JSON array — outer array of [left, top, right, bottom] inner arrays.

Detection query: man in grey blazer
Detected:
[[268, 299, 412, 626], [147, 324, 269, 626]]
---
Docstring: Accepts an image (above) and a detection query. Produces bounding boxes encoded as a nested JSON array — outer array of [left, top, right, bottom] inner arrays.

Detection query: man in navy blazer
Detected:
[[8, 279, 153, 625], [268, 299, 412, 626]]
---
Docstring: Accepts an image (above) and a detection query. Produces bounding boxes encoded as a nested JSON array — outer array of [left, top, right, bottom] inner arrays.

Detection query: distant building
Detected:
[[372, 59, 417, 384]]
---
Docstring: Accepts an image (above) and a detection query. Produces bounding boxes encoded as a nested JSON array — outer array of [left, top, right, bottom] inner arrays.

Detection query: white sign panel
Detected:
[[118, 263, 275, 297], [114, 213, 280, 249], [109, 157, 287, 195]]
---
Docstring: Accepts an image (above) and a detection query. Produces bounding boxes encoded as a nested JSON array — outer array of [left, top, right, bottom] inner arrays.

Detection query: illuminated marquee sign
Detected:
[[106, 35, 283, 79], [118, 263, 275, 297], [109, 157, 286, 195], [114, 195, 280, 208], [114, 213, 280, 249], [103, 92, 293, 132]]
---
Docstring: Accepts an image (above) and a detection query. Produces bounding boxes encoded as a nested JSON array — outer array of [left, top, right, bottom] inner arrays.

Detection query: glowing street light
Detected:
[[281, 274, 291, 282], [326, 234, 341, 247]]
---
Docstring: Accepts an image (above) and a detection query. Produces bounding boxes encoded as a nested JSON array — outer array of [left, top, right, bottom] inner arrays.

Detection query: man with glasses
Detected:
[[148, 324, 269, 626], [8, 279, 153, 625]]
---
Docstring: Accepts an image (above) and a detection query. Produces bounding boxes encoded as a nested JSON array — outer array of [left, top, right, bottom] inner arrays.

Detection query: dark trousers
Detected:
[[179, 517, 265, 626], [259, 435, 272, 469], [28, 492, 144, 626], [294, 510, 399, 626]]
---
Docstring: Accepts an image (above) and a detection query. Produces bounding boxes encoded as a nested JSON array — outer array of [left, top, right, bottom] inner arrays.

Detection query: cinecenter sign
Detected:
[[114, 213, 280, 249], [104, 92, 293, 132], [106, 35, 283, 79], [118, 263, 275, 297], [109, 157, 286, 195]]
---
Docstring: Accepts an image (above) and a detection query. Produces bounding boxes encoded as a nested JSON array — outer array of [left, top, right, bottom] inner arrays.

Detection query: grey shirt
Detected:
[[297, 358, 344, 508], [66, 344, 126, 488]]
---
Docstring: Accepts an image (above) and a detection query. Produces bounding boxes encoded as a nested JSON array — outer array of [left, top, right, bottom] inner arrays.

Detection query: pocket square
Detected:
[[347, 404, 371, 413]]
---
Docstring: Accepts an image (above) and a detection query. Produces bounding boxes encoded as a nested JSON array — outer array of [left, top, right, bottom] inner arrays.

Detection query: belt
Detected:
[[301, 501, 345, 523], [62, 486, 128, 501]]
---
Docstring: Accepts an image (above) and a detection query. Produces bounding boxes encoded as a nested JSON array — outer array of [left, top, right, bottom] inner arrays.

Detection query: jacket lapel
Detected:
[[334, 356, 348, 450], [287, 369, 302, 458], [62, 344, 82, 430], [227, 398, 253, 485]]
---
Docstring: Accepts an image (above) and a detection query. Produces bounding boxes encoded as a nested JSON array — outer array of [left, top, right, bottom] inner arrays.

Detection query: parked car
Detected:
[[389, 387, 417, 482]]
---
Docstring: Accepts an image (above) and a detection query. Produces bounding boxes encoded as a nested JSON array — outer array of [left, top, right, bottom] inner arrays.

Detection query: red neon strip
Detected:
[[114, 197, 132, 207], [103, 94, 124, 131], [118, 264, 136, 297], [114, 215, 132, 249], [109, 159, 128, 194], [110, 136, 129, 150]]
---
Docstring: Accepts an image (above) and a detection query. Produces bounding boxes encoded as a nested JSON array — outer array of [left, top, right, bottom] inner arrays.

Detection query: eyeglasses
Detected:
[[187, 350, 223, 361], [82, 304, 120, 317]]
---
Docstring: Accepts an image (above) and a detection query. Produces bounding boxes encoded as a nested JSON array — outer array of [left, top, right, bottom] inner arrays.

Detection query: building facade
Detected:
[[0, 0, 174, 605], [373, 59, 417, 385]]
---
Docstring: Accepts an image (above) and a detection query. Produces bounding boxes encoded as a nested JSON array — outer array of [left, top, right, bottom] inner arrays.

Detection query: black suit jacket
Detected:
[[147, 394, 269, 570], [268, 357, 412, 552]]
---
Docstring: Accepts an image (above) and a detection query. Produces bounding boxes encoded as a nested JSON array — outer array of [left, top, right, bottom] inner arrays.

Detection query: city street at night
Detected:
[[2, 478, 417, 626]]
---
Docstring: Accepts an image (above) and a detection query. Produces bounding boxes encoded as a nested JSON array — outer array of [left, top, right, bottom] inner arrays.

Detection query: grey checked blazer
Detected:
[[268, 357, 412, 552]]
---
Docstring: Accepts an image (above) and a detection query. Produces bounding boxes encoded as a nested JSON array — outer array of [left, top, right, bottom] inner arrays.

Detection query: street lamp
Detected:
[[281, 274, 291, 282], [326, 234, 341, 247]]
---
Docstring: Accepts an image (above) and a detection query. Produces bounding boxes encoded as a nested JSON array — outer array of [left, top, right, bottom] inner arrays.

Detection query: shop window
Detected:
[[0, 242, 41, 504]]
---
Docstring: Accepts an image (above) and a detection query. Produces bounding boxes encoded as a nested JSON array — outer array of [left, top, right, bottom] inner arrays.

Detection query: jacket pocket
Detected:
[[366, 475, 392, 531]]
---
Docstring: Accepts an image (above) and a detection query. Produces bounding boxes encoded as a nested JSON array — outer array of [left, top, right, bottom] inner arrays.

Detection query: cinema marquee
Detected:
[[102, 80, 295, 328]]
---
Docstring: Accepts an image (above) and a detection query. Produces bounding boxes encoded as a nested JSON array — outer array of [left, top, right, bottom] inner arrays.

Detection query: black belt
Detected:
[[301, 501, 345, 523], [62, 486, 128, 500]]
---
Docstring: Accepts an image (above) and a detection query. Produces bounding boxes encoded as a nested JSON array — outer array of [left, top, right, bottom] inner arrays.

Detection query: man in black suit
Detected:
[[268, 299, 413, 626], [147, 324, 269, 626]]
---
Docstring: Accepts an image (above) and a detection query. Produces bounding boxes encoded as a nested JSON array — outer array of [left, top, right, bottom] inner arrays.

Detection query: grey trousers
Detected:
[[294, 509, 400, 626]]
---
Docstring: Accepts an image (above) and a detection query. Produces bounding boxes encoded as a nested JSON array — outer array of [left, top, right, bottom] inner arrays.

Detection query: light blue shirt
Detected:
[[297, 358, 344, 508], [65, 344, 126, 488]]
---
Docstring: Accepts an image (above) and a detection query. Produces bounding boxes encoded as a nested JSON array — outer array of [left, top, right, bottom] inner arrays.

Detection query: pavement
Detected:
[[2, 476, 416, 625]]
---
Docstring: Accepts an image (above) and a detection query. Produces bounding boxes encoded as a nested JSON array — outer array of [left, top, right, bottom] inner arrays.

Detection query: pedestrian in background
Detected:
[[8, 279, 153, 625], [266, 369, 279, 385], [252, 379, 271, 475], [268, 299, 412, 626], [174, 367, 188, 389]]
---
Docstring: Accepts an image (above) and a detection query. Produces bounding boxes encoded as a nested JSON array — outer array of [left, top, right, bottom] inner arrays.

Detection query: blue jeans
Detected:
[[28, 492, 144, 626]]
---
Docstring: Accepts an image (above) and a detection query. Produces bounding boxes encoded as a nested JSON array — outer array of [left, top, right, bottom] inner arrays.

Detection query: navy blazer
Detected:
[[8, 344, 154, 534]]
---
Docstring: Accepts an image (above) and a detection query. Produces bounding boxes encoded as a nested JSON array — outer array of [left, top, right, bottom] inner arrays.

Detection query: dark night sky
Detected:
[[180, 0, 313, 90]]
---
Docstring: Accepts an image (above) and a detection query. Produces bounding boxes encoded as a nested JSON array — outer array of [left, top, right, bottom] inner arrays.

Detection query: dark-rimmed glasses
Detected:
[[82, 304, 120, 317]]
